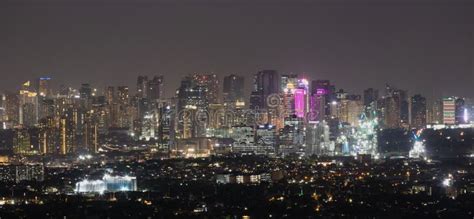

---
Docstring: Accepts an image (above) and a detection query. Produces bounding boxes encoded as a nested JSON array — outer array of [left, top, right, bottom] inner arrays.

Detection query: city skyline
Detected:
[[1, 0, 473, 99], [1, 1, 474, 218]]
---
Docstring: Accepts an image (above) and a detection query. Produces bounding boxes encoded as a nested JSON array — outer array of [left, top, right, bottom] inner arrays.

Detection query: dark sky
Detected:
[[1, 0, 473, 99]]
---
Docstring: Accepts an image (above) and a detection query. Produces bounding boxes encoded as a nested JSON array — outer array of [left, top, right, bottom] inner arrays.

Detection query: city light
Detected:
[[0, 3, 472, 216], [75, 174, 137, 194]]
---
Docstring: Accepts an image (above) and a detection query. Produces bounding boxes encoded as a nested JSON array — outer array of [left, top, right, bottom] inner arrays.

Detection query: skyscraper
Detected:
[[147, 76, 164, 101], [37, 77, 51, 97], [193, 74, 219, 104], [294, 78, 309, 118], [363, 88, 379, 107], [176, 76, 209, 138], [280, 74, 298, 115], [382, 96, 400, 128], [117, 86, 129, 105], [250, 70, 280, 109], [79, 84, 92, 99], [223, 74, 245, 108], [381, 84, 407, 128], [442, 97, 456, 125], [310, 80, 335, 121], [105, 86, 115, 104], [338, 95, 363, 126], [136, 76, 148, 99], [280, 74, 298, 93], [410, 94, 427, 128], [19, 81, 38, 127]]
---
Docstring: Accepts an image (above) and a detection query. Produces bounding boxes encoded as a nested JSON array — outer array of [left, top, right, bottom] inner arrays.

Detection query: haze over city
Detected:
[[1, 0, 474, 218], [1, 0, 473, 98]]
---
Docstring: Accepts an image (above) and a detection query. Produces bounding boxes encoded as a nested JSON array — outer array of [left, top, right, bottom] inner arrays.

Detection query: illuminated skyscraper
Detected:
[[442, 97, 456, 125], [280, 74, 298, 93], [1, 92, 19, 128], [157, 100, 174, 150], [38, 117, 59, 154], [176, 76, 208, 138], [338, 95, 363, 126], [306, 120, 332, 156], [381, 84, 407, 128], [310, 80, 336, 121], [294, 89, 306, 118], [193, 73, 219, 104], [117, 86, 129, 105], [294, 78, 309, 118], [280, 74, 298, 116], [13, 128, 33, 155], [59, 115, 76, 154], [19, 81, 38, 127]]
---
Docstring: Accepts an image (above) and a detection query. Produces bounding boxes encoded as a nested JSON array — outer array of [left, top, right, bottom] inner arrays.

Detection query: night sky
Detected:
[[1, 0, 473, 99]]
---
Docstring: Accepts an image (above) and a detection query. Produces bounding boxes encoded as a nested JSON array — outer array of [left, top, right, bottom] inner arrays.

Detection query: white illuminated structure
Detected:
[[409, 141, 427, 159], [351, 113, 378, 156], [75, 174, 137, 194], [442, 174, 454, 187], [409, 129, 427, 159], [75, 179, 107, 194]]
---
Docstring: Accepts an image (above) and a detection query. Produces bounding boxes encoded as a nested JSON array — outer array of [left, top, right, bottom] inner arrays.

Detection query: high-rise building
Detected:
[[294, 89, 306, 118], [79, 84, 92, 99], [250, 70, 280, 109], [363, 88, 379, 107], [38, 98, 54, 121], [280, 74, 298, 116], [383, 96, 400, 128], [193, 74, 219, 104], [223, 74, 245, 108], [60, 115, 76, 155], [294, 78, 309, 118], [177, 76, 209, 111], [380, 84, 407, 128], [147, 76, 164, 101], [117, 86, 129, 105], [280, 74, 298, 93], [105, 86, 115, 104], [306, 121, 333, 156], [310, 80, 335, 122], [410, 94, 427, 128], [13, 128, 33, 155], [137, 76, 148, 99], [37, 77, 51, 97], [84, 121, 99, 153], [176, 76, 209, 138], [338, 95, 363, 126], [428, 99, 443, 124], [442, 97, 456, 125], [157, 100, 174, 150], [19, 81, 38, 127]]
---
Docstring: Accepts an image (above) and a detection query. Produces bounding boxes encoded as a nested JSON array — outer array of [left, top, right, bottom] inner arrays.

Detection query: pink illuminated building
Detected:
[[294, 89, 306, 118]]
